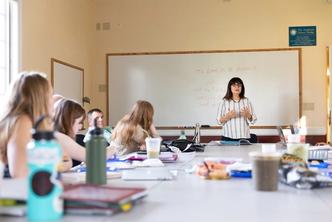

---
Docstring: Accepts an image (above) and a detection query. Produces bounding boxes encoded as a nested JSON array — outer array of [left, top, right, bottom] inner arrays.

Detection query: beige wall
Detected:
[[21, 0, 95, 111], [93, 0, 332, 134], [22, 0, 332, 134]]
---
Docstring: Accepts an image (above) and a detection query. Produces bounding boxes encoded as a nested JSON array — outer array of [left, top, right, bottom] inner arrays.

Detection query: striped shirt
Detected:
[[216, 98, 257, 139]]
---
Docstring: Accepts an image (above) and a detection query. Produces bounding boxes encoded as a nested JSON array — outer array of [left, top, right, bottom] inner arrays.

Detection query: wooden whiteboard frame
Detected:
[[106, 48, 302, 129], [51, 58, 84, 106]]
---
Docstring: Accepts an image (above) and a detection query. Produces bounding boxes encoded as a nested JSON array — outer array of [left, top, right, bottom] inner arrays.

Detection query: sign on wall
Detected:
[[289, 26, 316, 46]]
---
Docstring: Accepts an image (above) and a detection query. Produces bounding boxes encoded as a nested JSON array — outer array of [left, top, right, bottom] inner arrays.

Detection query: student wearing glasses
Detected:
[[217, 77, 257, 142]]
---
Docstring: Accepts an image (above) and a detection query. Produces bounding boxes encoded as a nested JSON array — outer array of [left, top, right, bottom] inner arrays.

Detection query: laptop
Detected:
[[122, 168, 174, 181]]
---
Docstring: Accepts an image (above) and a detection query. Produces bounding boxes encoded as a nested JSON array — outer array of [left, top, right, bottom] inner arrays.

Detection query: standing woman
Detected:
[[217, 77, 257, 142], [110, 100, 159, 155]]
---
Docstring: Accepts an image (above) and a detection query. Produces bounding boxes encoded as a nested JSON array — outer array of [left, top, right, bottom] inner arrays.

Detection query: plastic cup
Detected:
[[261, 144, 276, 153], [249, 151, 281, 191], [145, 137, 162, 159], [287, 143, 309, 161]]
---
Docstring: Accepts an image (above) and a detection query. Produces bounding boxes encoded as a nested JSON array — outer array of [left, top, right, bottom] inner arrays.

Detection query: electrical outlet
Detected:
[[98, 84, 107, 92], [303, 102, 315, 111]]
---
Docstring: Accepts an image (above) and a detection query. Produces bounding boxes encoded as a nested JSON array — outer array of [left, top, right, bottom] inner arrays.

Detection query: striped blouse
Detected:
[[216, 98, 257, 139]]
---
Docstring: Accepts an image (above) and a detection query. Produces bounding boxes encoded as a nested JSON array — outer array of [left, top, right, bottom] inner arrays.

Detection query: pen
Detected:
[[203, 161, 211, 176]]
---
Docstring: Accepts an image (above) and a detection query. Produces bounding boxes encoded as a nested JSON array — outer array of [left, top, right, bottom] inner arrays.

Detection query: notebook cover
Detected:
[[61, 184, 146, 204]]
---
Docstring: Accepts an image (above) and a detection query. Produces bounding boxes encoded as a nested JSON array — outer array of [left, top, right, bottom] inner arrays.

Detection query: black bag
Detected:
[[170, 139, 194, 151], [163, 139, 205, 152]]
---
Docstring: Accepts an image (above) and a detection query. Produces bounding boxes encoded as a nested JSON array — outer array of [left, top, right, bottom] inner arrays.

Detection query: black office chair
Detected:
[[72, 134, 86, 167], [249, 133, 258, 143]]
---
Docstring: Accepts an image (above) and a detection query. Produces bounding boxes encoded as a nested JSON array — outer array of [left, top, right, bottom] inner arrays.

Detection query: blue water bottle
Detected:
[[27, 116, 63, 221]]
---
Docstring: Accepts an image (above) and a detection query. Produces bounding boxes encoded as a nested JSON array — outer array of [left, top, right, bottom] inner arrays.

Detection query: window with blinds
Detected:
[[0, 0, 19, 109]]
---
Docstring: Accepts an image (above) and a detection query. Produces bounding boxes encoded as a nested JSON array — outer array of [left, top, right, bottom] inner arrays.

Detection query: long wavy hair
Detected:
[[0, 72, 52, 163], [223, 77, 246, 100], [53, 99, 86, 139], [113, 100, 154, 145]]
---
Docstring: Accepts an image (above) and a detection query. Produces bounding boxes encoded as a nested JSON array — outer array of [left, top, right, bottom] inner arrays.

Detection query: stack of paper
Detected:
[[0, 179, 27, 216]]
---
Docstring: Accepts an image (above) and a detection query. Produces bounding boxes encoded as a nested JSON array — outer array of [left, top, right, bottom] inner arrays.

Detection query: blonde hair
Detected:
[[53, 98, 86, 139], [113, 100, 154, 145], [0, 72, 52, 163]]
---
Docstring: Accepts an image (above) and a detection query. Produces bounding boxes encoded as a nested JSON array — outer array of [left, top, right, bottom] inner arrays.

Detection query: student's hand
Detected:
[[58, 153, 73, 172], [106, 146, 116, 159], [139, 144, 146, 150], [240, 107, 252, 120]]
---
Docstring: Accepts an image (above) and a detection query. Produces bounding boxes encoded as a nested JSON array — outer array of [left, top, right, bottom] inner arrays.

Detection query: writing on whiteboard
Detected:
[[193, 81, 224, 107], [195, 65, 257, 75]]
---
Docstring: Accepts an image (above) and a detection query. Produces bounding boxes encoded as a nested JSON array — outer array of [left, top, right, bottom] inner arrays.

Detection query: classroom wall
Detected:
[[92, 0, 332, 135], [21, 0, 95, 111], [20, 0, 332, 135]]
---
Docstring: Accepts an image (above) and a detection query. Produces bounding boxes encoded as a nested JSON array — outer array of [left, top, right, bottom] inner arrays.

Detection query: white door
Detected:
[[51, 58, 84, 105]]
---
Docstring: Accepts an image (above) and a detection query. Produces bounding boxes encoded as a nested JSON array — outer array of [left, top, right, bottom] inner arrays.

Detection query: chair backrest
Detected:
[[73, 134, 85, 167], [249, 133, 258, 143], [75, 134, 85, 146]]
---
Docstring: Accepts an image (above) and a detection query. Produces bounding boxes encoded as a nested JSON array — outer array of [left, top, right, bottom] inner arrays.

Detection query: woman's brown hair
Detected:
[[114, 100, 154, 145], [0, 72, 52, 163], [53, 99, 86, 139], [223, 77, 246, 100]]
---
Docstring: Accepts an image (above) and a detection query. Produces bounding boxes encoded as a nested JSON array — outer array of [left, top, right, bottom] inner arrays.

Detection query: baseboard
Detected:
[[161, 135, 327, 145]]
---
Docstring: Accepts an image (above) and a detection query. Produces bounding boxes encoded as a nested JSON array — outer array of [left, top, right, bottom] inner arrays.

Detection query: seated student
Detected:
[[83, 108, 112, 144], [53, 98, 86, 167], [0, 72, 68, 177], [0, 72, 114, 178], [110, 100, 159, 155], [53, 99, 85, 139]]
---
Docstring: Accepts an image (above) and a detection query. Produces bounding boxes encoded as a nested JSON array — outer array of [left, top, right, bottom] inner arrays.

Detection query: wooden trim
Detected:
[[106, 48, 302, 127], [50, 58, 85, 106], [161, 135, 326, 145], [106, 54, 110, 124], [51, 58, 84, 73], [106, 48, 301, 57], [51, 59, 54, 86], [298, 48, 302, 118], [326, 46, 330, 143]]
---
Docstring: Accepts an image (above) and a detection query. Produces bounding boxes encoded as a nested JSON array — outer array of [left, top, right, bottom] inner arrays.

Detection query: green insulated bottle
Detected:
[[85, 119, 107, 185]]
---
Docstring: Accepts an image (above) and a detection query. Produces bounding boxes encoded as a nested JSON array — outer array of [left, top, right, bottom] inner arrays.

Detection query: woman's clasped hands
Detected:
[[240, 107, 252, 120]]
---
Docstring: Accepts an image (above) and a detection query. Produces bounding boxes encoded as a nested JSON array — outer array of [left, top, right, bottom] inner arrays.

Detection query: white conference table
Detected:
[[2, 144, 332, 222]]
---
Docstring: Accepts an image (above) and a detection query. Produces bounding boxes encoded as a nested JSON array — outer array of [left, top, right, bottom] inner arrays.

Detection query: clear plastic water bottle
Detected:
[[194, 123, 201, 144], [27, 116, 63, 221], [86, 119, 107, 185], [179, 130, 187, 140]]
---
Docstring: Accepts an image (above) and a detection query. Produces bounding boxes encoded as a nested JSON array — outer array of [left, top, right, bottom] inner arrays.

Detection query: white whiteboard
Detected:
[[107, 49, 301, 127], [51, 58, 84, 105]]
